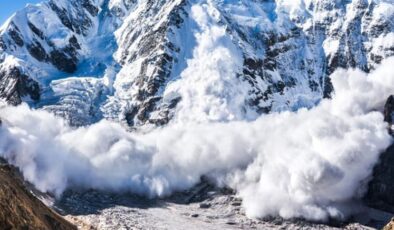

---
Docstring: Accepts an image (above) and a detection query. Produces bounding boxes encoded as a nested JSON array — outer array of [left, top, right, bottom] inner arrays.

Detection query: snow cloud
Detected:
[[163, 3, 254, 123], [0, 57, 393, 221], [0, 0, 393, 223]]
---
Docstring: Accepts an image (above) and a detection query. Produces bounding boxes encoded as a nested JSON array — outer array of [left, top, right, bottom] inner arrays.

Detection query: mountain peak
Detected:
[[0, 0, 393, 127]]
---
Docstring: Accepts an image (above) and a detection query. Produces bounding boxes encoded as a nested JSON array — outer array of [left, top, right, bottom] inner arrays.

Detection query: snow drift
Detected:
[[0, 57, 393, 221]]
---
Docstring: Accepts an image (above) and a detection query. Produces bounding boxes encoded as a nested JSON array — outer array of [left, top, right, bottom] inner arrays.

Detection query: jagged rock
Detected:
[[365, 143, 394, 212], [50, 49, 77, 73], [385, 95, 394, 135], [27, 40, 48, 62], [365, 96, 394, 212], [384, 95, 394, 124], [0, 67, 40, 105], [0, 0, 393, 127]]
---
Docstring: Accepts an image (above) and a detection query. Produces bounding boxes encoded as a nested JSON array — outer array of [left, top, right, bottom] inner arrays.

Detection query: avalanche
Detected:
[[1, 0, 393, 126], [0, 0, 394, 222], [1, 58, 394, 221]]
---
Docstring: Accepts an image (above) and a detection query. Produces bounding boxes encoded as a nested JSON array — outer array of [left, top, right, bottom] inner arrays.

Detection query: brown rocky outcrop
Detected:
[[0, 162, 76, 230]]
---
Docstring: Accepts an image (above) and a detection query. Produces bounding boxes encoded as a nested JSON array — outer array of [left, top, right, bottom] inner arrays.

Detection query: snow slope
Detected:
[[0, 0, 393, 126]]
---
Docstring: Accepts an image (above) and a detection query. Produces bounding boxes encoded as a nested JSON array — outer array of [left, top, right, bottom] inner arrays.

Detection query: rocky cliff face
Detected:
[[0, 0, 393, 127], [385, 95, 394, 134], [365, 95, 394, 212]]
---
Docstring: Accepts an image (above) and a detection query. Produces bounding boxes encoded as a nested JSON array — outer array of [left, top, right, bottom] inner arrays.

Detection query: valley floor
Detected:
[[55, 181, 392, 230], [0, 160, 393, 230]]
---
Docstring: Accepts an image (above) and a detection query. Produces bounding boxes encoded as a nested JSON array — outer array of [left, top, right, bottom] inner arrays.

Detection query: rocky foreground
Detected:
[[56, 180, 393, 230], [1, 141, 394, 230], [0, 159, 75, 230], [1, 159, 393, 230]]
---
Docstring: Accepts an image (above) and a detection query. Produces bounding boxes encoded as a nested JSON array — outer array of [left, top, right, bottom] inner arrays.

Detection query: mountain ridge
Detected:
[[0, 0, 392, 127]]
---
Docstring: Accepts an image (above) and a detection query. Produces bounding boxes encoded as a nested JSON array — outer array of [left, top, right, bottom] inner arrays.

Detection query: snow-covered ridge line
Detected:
[[0, 0, 393, 127]]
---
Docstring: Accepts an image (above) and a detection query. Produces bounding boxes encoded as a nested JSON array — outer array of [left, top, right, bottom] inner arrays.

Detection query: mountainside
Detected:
[[0, 160, 76, 230], [0, 0, 393, 127], [1, 1, 394, 227]]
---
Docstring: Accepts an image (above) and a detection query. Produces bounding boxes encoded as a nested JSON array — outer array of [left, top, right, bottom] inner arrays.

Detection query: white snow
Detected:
[[0, 0, 394, 223], [0, 0, 392, 126], [1, 58, 394, 221], [163, 3, 255, 123]]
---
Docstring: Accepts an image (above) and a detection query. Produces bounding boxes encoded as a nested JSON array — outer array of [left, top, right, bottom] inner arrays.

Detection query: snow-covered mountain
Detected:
[[2, 0, 394, 225], [0, 0, 393, 127]]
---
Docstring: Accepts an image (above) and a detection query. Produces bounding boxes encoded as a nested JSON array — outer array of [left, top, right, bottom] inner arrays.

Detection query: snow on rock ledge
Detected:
[[0, 0, 393, 127]]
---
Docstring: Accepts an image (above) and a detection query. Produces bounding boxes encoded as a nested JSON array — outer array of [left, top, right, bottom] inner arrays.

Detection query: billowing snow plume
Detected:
[[1, 58, 393, 221], [163, 4, 252, 122]]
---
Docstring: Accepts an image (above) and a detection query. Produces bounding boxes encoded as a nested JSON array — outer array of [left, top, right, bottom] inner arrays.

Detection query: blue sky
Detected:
[[0, 0, 42, 25]]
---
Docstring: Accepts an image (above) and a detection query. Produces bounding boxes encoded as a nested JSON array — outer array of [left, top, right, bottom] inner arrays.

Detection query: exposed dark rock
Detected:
[[365, 143, 394, 213], [226, 221, 237, 225], [323, 77, 334, 99], [50, 50, 77, 73], [0, 0, 393, 128], [365, 96, 394, 212], [327, 51, 347, 75], [27, 40, 48, 62], [8, 23, 24, 47], [49, 0, 94, 36], [28, 21, 45, 40], [384, 95, 394, 124], [199, 203, 211, 209], [48, 36, 81, 73], [82, 0, 99, 17], [231, 201, 242, 207], [0, 67, 40, 105], [68, 36, 81, 50], [117, 1, 188, 127], [125, 107, 139, 126], [49, 1, 74, 32], [136, 97, 161, 122], [0, 38, 6, 51]]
